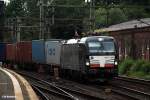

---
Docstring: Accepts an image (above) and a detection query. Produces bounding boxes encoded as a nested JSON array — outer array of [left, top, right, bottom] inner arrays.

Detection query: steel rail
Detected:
[[31, 84, 51, 100], [16, 71, 79, 100]]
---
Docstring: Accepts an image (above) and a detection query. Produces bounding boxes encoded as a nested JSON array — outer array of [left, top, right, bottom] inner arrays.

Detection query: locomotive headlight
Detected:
[[115, 61, 118, 65], [86, 61, 90, 66]]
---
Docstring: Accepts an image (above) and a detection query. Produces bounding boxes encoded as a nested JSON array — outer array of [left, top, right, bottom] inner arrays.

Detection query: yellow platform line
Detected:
[[0, 68, 24, 100], [6, 69, 39, 100]]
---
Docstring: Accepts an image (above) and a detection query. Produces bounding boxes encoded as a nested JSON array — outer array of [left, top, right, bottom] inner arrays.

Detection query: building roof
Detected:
[[95, 18, 150, 32]]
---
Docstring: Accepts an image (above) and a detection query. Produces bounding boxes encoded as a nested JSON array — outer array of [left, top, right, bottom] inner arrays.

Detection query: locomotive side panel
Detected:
[[61, 44, 86, 72]]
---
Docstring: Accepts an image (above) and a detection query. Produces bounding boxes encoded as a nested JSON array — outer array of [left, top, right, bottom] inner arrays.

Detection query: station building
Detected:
[[95, 18, 150, 61]]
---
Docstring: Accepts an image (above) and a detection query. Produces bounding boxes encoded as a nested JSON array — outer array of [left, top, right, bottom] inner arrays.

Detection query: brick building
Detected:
[[95, 18, 150, 60]]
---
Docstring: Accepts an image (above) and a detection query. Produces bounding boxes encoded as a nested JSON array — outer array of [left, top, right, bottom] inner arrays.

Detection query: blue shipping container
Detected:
[[0, 43, 6, 62], [32, 40, 45, 64]]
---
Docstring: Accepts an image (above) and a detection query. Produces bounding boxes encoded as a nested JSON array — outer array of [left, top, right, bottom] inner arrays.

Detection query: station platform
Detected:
[[0, 67, 39, 100]]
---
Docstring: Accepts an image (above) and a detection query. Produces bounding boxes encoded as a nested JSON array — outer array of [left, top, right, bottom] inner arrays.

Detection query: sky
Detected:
[[2, 0, 9, 3]]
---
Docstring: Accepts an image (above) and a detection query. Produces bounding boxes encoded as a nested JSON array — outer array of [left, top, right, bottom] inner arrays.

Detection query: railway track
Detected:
[[54, 78, 135, 100], [57, 75, 150, 100], [110, 76, 150, 100], [31, 83, 74, 100], [14, 71, 136, 100], [116, 76, 150, 86], [31, 84, 50, 100], [17, 72, 78, 100], [14, 70, 150, 100], [15, 71, 105, 100]]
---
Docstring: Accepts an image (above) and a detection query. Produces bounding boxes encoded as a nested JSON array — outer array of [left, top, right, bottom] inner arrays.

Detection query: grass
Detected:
[[119, 58, 134, 75], [119, 59, 150, 80]]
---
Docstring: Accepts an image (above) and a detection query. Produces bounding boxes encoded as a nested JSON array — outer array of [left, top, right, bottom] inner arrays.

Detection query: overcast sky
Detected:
[[3, 0, 9, 3]]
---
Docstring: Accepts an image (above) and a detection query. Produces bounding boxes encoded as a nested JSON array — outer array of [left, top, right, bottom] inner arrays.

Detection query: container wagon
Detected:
[[45, 39, 62, 66], [6, 43, 16, 63], [32, 40, 45, 64], [0, 43, 6, 62], [16, 41, 32, 64]]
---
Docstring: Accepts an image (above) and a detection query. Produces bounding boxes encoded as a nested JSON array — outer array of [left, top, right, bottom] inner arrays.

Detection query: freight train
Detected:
[[0, 36, 118, 81]]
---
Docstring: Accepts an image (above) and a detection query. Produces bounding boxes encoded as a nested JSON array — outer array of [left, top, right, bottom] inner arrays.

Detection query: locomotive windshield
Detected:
[[87, 39, 115, 54]]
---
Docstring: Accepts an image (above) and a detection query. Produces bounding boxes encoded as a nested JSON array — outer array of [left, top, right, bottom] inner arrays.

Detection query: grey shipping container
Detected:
[[32, 40, 45, 64], [45, 40, 62, 65]]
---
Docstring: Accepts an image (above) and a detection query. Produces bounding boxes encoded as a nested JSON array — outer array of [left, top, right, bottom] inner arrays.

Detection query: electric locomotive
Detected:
[[60, 36, 118, 81]]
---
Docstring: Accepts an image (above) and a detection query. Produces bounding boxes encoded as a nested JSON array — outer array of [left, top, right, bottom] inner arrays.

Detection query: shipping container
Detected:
[[0, 43, 6, 62], [32, 40, 45, 64], [45, 40, 62, 65], [6, 43, 16, 62], [16, 41, 32, 63]]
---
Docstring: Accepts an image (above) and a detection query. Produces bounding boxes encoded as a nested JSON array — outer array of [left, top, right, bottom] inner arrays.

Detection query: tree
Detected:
[[46, 0, 87, 39], [123, 7, 150, 20], [25, 0, 39, 17], [4, 0, 150, 40], [95, 7, 127, 28], [5, 0, 26, 17], [108, 8, 128, 25]]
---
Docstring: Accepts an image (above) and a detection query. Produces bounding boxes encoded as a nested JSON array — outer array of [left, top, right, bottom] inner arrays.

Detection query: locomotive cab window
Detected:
[[88, 42, 102, 53], [87, 39, 115, 54], [102, 41, 115, 53]]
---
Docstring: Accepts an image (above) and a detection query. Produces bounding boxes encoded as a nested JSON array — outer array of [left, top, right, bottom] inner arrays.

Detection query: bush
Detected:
[[141, 62, 150, 74], [119, 58, 150, 80], [130, 60, 145, 72], [128, 71, 146, 78], [144, 75, 150, 80], [119, 58, 134, 75]]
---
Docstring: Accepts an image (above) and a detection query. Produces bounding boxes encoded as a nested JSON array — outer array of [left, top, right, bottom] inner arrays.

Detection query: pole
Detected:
[[92, 0, 95, 31], [106, 0, 109, 27], [52, 6, 55, 25], [89, 0, 92, 31], [39, 0, 44, 39], [17, 17, 21, 42]]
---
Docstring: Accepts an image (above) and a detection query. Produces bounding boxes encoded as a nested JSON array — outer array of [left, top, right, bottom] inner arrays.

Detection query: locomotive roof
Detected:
[[66, 36, 114, 44], [81, 36, 114, 40]]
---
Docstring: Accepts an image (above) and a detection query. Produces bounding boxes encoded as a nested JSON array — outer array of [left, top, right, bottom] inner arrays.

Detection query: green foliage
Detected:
[[119, 59, 150, 80], [95, 8, 107, 27], [130, 60, 145, 72], [5, 0, 26, 17], [95, 0, 150, 27], [122, 7, 150, 20], [144, 75, 150, 80], [49, 0, 86, 39], [119, 58, 134, 75], [4, 0, 150, 40], [128, 71, 146, 78], [121, 0, 150, 5], [95, 6, 149, 27], [108, 8, 128, 25], [25, 0, 39, 17], [141, 62, 150, 74]]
